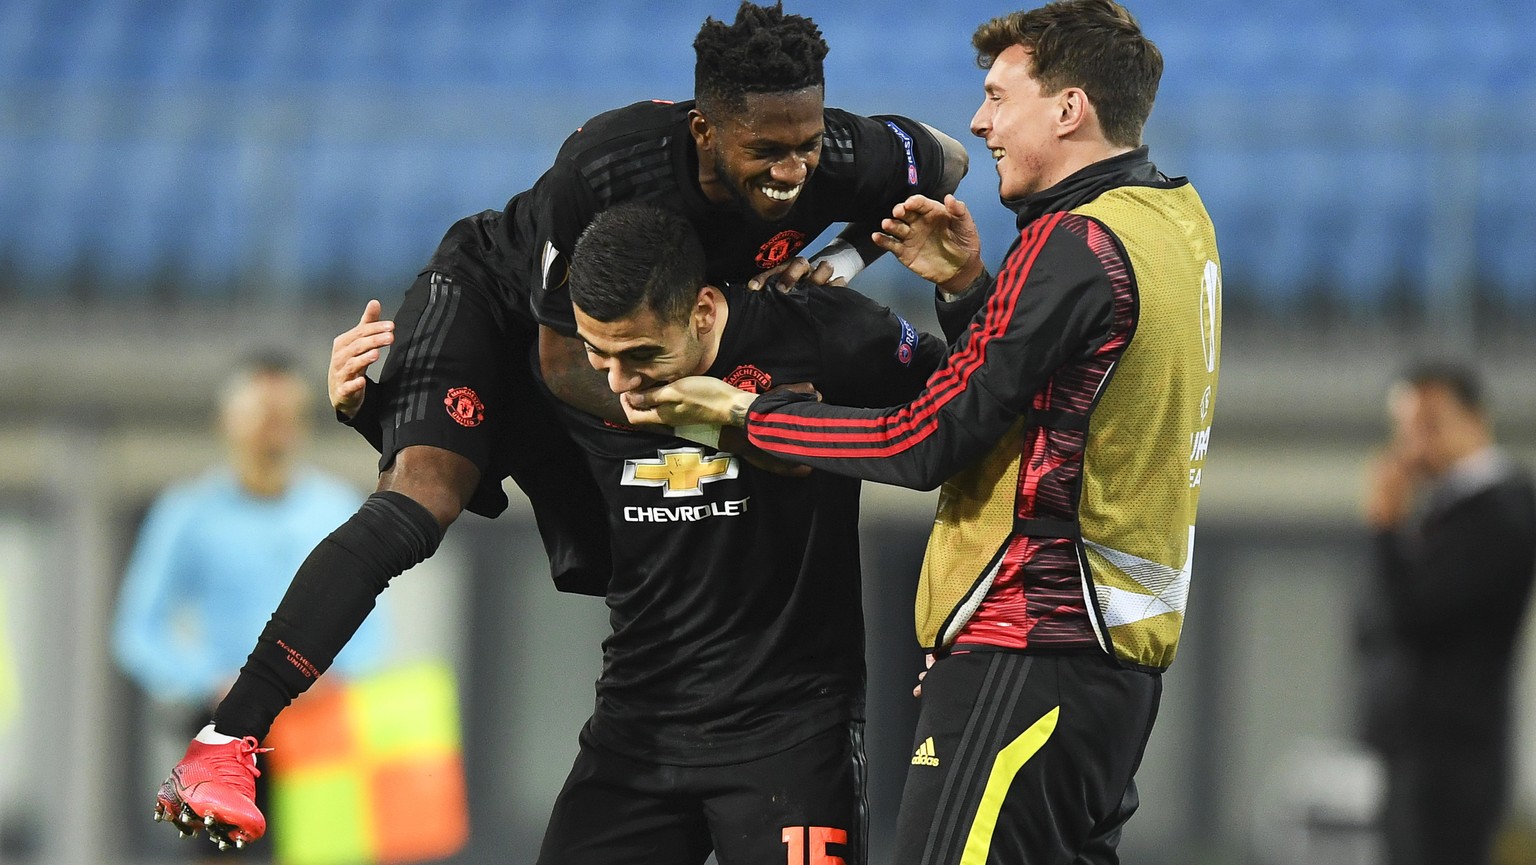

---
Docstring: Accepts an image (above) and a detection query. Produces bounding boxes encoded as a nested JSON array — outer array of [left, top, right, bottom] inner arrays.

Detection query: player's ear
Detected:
[[693, 284, 722, 334], [1056, 87, 1090, 138], [688, 108, 714, 154]]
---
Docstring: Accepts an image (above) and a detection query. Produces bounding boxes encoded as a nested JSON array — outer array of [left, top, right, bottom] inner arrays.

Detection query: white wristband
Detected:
[[673, 423, 722, 449], [808, 240, 867, 283]]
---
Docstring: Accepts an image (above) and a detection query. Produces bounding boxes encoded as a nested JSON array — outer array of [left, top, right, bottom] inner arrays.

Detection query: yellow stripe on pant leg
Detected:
[[958, 706, 1061, 865]]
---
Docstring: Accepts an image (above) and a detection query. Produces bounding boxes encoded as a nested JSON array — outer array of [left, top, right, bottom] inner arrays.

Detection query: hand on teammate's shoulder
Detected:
[[747, 256, 845, 293]]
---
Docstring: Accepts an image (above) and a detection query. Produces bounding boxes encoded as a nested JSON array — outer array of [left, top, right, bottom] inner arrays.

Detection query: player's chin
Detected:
[[751, 199, 797, 223]]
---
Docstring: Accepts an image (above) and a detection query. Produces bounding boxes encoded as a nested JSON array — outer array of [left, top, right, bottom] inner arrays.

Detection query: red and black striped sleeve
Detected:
[[744, 212, 1120, 490]]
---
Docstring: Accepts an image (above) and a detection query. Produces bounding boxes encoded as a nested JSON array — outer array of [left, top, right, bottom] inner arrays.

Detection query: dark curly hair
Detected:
[[694, 1, 828, 116]]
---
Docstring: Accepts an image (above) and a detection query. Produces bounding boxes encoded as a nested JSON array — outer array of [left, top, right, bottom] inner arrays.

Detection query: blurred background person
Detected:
[[1359, 361, 1536, 865], [110, 351, 388, 859]]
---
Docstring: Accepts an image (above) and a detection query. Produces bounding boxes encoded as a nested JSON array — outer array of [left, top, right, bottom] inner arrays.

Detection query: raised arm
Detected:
[[627, 214, 1117, 490], [806, 121, 971, 284]]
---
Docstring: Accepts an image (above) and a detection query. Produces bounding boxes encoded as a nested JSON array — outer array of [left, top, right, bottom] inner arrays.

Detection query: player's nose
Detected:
[[607, 365, 640, 395], [770, 154, 809, 186], [970, 102, 991, 138]]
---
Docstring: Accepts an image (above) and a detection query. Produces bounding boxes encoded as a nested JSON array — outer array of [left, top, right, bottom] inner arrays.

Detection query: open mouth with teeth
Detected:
[[760, 184, 802, 203], [990, 148, 1006, 161]]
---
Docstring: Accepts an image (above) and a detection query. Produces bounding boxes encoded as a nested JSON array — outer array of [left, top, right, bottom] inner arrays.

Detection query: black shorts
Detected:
[[538, 721, 869, 865], [373, 271, 611, 594], [894, 651, 1161, 865]]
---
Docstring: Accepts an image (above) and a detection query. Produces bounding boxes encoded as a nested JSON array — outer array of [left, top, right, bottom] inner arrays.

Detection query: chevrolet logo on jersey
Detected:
[[622, 448, 738, 497]]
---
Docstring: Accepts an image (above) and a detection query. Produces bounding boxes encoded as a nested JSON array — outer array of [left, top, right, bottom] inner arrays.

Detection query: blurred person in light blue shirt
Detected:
[[113, 352, 387, 713]]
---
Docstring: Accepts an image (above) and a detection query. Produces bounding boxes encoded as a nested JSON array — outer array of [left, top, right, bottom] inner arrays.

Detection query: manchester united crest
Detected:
[[723, 364, 773, 394], [754, 229, 806, 269], [444, 386, 485, 427]]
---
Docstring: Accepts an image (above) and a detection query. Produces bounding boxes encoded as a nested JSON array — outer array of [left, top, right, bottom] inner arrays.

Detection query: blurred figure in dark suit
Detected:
[[1359, 360, 1536, 865]]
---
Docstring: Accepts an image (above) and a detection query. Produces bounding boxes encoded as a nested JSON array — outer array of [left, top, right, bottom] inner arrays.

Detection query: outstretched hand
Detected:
[[330, 300, 394, 419], [872, 194, 983, 291]]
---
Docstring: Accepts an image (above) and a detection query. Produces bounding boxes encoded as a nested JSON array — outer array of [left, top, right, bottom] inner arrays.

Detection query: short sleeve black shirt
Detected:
[[553, 283, 946, 765]]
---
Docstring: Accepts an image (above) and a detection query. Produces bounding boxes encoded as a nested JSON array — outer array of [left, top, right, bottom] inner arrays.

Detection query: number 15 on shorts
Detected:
[[781, 826, 847, 865]]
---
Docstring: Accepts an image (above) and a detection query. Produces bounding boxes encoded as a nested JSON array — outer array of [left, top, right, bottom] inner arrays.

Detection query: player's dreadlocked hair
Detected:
[[694, 1, 828, 116], [569, 202, 706, 325]]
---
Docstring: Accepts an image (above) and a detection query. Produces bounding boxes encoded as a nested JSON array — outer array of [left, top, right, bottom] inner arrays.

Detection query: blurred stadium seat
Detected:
[[1478, 149, 1536, 310], [0, 0, 1531, 319]]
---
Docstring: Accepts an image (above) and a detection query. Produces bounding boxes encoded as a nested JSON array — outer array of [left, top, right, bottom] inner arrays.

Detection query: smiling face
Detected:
[[691, 86, 824, 222], [970, 44, 1075, 201], [574, 288, 721, 396]]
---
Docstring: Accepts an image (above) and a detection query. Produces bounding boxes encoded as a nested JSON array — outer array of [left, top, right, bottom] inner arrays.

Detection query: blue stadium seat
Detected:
[[179, 0, 278, 86], [19, 0, 109, 82], [1180, 153, 1266, 302], [1220, 147, 1334, 308], [1478, 151, 1536, 308], [240, 0, 311, 86], [102, 0, 198, 85], [269, 0, 366, 86], [0, 0, 1532, 314], [447, 1, 541, 89], [0, 0, 48, 81], [1294, 14, 1361, 89], [1329, 148, 1430, 307], [336, 144, 424, 289], [170, 143, 257, 293], [336, 139, 549, 298], [94, 139, 189, 290], [375, 0, 462, 90], [10, 140, 107, 291], [284, 142, 372, 285]]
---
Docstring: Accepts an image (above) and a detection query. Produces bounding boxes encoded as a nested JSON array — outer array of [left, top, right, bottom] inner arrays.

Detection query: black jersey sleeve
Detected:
[[823, 110, 947, 220], [744, 213, 1119, 490], [338, 382, 385, 452], [871, 114, 949, 199], [524, 143, 602, 337], [806, 285, 947, 408]]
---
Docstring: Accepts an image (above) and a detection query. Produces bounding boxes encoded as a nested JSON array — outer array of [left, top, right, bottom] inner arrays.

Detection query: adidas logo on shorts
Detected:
[[911, 737, 940, 767]]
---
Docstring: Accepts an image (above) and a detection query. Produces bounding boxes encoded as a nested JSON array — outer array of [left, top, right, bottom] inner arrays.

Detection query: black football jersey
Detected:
[[553, 282, 946, 766], [422, 100, 947, 334]]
